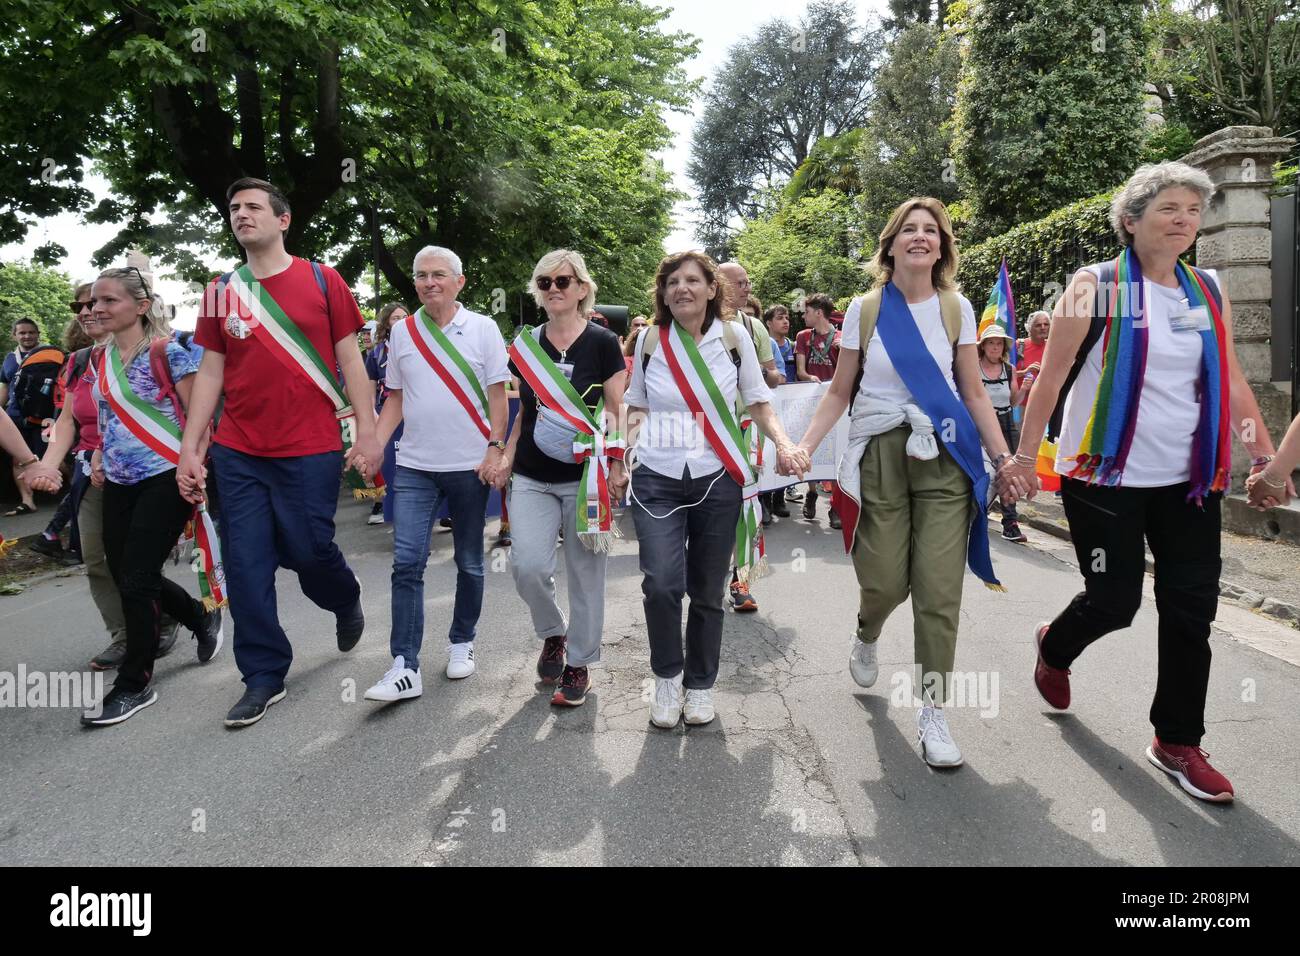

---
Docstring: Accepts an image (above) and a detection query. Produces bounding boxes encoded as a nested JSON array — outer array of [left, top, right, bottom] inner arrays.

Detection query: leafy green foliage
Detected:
[[734, 188, 868, 311], [951, 0, 1148, 241], [0, 260, 74, 353], [687, 0, 883, 257], [955, 190, 1118, 334], [0, 0, 695, 319], [856, 22, 961, 244]]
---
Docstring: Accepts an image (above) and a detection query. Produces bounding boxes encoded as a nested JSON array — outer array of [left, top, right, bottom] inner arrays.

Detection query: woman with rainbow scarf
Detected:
[[797, 198, 1023, 769], [1006, 161, 1289, 804]]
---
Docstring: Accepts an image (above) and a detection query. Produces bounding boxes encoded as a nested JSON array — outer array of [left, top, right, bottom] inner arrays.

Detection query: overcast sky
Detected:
[[1, 0, 889, 324]]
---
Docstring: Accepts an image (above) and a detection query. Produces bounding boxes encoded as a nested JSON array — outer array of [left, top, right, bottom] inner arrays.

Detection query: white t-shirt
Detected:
[[1055, 267, 1216, 487], [841, 292, 977, 406], [385, 305, 511, 472], [625, 320, 773, 479]]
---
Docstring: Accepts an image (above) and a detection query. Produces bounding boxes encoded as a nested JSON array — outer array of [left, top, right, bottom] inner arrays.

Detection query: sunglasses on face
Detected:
[[69, 301, 92, 313], [536, 274, 578, 292]]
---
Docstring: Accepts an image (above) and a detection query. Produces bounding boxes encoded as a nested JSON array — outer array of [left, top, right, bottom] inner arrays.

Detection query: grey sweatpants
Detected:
[[507, 474, 607, 667]]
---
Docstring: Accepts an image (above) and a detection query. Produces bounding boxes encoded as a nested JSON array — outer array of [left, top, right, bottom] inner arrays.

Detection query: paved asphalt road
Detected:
[[2, 495, 1298, 866]]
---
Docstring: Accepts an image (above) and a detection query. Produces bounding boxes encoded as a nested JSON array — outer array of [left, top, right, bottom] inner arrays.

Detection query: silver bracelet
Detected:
[[1012, 452, 1036, 467], [1259, 471, 1287, 490]]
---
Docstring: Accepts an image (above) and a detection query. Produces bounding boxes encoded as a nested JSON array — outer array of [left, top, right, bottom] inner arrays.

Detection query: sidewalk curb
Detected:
[[1003, 510, 1300, 630]]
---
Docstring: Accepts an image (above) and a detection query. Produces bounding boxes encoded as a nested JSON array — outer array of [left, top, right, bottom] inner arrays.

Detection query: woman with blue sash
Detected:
[[795, 197, 1025, 768]]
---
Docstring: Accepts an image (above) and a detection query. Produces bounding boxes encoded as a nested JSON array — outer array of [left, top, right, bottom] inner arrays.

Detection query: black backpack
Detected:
[[1046, 260, 1223, 442], [12, 344, 66, 425]]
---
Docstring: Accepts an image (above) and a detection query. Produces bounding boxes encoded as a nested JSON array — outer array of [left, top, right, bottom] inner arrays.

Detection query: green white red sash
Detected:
[[94, 345, 227, 609], [407, 307, 491, 439], [225, 265, 383, 498], [658, 321, 766, 579], [509, 326, 625, 551]]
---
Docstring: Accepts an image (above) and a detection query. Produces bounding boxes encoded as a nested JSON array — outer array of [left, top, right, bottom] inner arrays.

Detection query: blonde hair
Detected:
[[869, 196, 960, 292], [528, 249, 598, 316], [95, 265, 172, 363]]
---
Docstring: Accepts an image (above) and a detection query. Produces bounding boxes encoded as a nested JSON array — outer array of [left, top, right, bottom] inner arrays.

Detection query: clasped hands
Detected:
[[1245, 468, 1294, 511], [774, 441, 813, 479], [993, 456, 1038, 505]]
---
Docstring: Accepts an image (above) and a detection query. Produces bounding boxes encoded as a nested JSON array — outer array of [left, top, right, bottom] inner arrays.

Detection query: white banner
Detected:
[[757, 381, 849, 492]]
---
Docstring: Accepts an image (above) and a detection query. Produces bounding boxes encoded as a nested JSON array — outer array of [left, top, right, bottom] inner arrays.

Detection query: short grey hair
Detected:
[[412, 245, 463, 276], [528, 249, 598, 316], [1110, 161, 1215, 247], [1029, 310, 1051, 324]]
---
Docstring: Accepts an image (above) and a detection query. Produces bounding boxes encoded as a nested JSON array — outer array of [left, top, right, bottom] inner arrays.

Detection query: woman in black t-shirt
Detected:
[[495, 250, 626, 708]]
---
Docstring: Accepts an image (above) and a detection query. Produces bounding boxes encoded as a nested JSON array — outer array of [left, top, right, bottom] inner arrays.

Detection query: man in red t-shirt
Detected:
[[794, 293, 843, 528], [179, 177, 380, 729], [1014, 309, 1050, 404]]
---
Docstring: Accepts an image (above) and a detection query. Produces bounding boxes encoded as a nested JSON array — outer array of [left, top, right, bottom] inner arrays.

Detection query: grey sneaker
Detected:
[[849, 637, 879, 688], [156, 617, 182, 659], [89, 638, 127, 671]]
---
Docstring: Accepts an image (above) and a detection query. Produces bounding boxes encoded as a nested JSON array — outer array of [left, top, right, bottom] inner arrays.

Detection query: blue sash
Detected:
[[876, 283, 1002, 590]]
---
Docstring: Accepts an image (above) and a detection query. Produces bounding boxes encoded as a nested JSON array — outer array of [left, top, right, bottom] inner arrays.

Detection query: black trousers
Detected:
[[102, 470, 205, 693], [1042, 478, 1221, 745]]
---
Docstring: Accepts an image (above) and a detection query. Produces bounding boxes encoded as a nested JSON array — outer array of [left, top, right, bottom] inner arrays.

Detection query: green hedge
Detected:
[[955, 190, 1121, 335]]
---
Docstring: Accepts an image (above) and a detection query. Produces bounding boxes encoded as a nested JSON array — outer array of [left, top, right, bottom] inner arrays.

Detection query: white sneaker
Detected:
[[364, 655, 422, 702], [683, 688, 715, 725], [917, 705, 963, 767], [649, 673, 684, 728], [849, 637, 878, 688], [446, 642, 476, 679], [367, 512, 384, 526]]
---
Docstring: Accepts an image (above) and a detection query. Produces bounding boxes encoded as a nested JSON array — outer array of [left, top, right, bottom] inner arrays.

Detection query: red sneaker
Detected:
[[1033, 621, 1070, 710], [1146, 738, 1235, 803], [730, 580, 757, 613]]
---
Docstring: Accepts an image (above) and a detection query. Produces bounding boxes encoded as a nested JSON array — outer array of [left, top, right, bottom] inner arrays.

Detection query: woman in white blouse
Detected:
[[797, 198, 1019, 768], [624, 251, 808, 729]]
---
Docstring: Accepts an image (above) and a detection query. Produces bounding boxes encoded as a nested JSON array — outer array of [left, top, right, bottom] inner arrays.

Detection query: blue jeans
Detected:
[[630, 465, 741, 689], [390, 465, 489, 671], [211, 445, 360, 690]]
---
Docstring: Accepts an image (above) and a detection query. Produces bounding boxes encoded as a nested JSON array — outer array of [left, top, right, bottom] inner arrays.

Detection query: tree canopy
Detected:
[[0, 0, 696, 315], [686, 0, 882, 258]]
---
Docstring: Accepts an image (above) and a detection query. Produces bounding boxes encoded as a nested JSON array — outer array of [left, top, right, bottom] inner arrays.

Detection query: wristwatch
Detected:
[[488, 440, 507, 452]]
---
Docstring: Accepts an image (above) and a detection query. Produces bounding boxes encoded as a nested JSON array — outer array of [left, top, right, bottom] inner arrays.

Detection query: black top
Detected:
[[508, 320, 626, 483]]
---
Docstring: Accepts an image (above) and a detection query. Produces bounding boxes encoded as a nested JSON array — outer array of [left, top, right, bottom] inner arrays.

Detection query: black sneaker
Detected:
[[224, 686, 287, 728], [29, 535, 64, 560], [551, 665, 591, 707], [537, 634, 567, 684], [195, 607, 223, 662], [155, 617, 181, 659], [802, 495, 817, 520], [771, 498, 790, 518], [829, 509, 842, 530], [1002, 521, 1028, 543], [336, 581, 365, 652], [82, 685, 158, 726]]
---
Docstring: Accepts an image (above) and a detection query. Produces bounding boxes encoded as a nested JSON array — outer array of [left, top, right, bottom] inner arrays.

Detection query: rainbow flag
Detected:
[[979, 258, 1017, 368]]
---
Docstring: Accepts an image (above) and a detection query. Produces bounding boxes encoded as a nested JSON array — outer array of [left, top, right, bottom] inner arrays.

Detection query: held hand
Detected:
[[476, 447, 504, 486], [23, 462, 62, 494], [776, 442, 809, 480], [1246, 470, 1292, 510], [177, 447, 207, 504], [999, 459, 1038, 501], [90, 449, 105, 488], [607, 461, 629, 501], [346, 435, 382, 481]]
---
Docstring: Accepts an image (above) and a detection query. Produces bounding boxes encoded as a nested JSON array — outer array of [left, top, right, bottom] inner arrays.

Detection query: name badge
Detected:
[[556, 361, 575, 381], [1169, 306, 1211, 334], [97, 399, 109, 434]]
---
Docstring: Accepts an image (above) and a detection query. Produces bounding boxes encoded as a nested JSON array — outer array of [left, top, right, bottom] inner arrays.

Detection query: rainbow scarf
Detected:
[[1068, 248, 1230, 502]]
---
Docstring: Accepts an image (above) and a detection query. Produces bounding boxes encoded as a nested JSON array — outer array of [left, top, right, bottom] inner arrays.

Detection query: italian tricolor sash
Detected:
[[508, 326, 625, 551], [94, 345, 227, 609], [407, 307, 491, 439], [659, 321, 766, 579], [225, 265, 383, 498]]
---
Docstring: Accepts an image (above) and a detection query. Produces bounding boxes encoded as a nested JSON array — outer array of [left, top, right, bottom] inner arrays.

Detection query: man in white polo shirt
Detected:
[[364, 246, 511, 700]]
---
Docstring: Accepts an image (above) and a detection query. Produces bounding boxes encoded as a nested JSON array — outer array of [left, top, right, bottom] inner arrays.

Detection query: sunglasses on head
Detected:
[[69, 300, 92, 313], [536, 274, 578, 292]]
